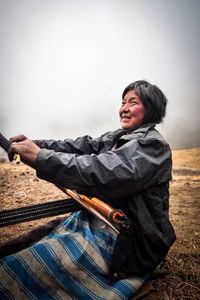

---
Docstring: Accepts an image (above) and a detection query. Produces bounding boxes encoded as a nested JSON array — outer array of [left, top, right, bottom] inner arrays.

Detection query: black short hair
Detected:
[[122, 80, 168, 124]]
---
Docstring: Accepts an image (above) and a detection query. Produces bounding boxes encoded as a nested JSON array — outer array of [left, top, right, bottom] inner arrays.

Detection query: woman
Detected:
[[0, 80, 176, 300]]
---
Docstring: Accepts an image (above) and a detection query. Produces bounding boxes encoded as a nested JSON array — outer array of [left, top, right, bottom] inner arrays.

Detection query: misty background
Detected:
[[0, 0, 200, 151]]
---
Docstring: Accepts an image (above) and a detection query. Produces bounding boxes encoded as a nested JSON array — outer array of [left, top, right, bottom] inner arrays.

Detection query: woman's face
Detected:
[[119, 89, 145, 131]]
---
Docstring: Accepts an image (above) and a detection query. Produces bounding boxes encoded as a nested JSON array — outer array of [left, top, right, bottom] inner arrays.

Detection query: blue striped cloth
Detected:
[[0, 211, 147, 300]]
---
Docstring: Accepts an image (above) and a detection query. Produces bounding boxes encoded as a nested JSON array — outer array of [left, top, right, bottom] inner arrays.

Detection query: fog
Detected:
[[0, 0, 200, 150]]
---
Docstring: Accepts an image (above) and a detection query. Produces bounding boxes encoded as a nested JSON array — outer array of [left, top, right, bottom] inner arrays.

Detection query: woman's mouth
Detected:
[[121, 115, 131, 120]]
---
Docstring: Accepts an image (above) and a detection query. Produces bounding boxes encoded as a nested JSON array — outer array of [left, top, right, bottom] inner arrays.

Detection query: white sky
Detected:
[[0, 0, 200, 149]]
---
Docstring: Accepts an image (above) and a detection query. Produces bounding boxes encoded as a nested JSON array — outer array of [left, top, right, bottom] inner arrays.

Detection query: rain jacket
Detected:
[[35, 123, 176, 277]]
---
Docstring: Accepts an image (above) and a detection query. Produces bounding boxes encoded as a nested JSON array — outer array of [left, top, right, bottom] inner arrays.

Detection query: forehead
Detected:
[[123, 89, 140, 100]]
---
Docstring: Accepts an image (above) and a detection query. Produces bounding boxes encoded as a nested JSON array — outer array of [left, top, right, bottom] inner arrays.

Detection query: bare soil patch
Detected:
[[0, 148, 200, 299]]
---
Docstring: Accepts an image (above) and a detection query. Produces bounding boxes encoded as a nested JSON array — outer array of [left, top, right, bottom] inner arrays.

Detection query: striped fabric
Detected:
[[0, 211, 147, 300]]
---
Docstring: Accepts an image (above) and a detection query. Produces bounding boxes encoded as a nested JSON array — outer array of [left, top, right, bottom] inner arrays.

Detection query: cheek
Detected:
[[132, 106, 145, 118]]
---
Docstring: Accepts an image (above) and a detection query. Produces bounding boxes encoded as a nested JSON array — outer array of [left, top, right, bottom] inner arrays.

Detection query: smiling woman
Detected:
[[119, 89, 145, 131], [0, 80, 176, 300], [121, 80, 168, 128]]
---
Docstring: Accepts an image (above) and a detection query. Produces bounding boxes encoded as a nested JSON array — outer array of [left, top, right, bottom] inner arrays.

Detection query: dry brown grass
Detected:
[[172, 148, 200, 169]]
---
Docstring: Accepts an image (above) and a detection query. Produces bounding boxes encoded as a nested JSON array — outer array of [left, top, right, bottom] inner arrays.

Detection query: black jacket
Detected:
[[35, 123, 176, 277]]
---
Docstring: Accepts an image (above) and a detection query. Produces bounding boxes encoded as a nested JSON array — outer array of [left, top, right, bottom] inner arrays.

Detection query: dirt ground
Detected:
[[0, 148, 200, 299]]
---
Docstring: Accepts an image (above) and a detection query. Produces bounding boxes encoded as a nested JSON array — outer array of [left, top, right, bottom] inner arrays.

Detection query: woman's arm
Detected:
[[35, 137, 172, 200], [34, 129, 122, 154]]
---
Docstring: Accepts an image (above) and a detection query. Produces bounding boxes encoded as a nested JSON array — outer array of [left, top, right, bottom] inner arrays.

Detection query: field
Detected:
[[0, 148, 200, 299]]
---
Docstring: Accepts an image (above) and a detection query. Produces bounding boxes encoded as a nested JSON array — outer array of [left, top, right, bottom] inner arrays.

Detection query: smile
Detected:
[[121, 116, 131, 120]]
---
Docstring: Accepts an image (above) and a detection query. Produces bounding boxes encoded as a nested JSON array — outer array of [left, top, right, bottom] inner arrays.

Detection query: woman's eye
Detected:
[[130, 100, 137, 105]]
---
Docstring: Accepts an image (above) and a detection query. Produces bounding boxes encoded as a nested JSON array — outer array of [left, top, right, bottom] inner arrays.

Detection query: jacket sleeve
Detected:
[[34, 135, 103, 154], [35, 136, 172, 200], [34, 130, 122, 155]]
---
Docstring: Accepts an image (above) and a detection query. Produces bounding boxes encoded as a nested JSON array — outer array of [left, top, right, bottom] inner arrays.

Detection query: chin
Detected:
[[121, 122, 130, 129], [121, 123, 132, 129], [121, 125, 128, 130]]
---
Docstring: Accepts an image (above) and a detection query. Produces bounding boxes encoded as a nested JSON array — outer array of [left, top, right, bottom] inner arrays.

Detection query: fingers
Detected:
[[8, 134, 28, 162], [8, 142, 23, 162], [8, 138, 40, 168], [9, 134, 27, 143], [8, 146, 16, 162]]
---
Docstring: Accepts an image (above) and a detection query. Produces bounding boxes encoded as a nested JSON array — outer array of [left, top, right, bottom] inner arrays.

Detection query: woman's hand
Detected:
[[8, 134, 40, 168]]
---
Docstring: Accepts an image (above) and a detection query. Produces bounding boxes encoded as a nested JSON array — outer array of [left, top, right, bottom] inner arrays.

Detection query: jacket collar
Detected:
[[118, 123, 156, 142], [126, 123, 155, 134]]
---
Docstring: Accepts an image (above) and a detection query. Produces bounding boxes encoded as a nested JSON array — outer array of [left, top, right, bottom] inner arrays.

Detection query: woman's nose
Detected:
[[121, 103, 129, 112]]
